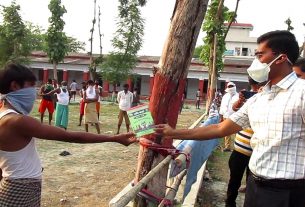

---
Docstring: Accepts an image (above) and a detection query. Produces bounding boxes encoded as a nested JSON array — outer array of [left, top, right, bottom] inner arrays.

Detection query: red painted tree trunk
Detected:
[[133, 0, 209, 206]]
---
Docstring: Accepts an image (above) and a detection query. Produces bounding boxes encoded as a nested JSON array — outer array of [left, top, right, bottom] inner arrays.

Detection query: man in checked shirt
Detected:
[[155, 30, 305, 207]]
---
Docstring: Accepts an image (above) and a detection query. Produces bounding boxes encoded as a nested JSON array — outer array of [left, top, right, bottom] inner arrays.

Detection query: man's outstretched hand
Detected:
[[114, 132, 137, 146], [154, 124, 174, 139]]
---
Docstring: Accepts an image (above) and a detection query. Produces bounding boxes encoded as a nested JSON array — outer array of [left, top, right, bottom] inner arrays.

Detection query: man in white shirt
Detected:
[[219, 82, 238, 151], [70, 80, 78, 102], [155, 30, 305, 207], [116, 84, 133, 134]]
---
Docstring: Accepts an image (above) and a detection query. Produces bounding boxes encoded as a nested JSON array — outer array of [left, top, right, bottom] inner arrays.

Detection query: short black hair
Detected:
[[47, 79, 52, 84], [294, 58, 305, 72], [87, 80, 94, 85], [123, 83, 129, 88], [257, 30, 299, 64], [0, 63, 36, 94]]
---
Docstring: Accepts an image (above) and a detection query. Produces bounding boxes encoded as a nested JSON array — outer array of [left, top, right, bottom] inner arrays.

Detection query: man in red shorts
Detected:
[[94, 80, 103, 121], [39, 79, 55, 125], [78, 81, 87, 126]]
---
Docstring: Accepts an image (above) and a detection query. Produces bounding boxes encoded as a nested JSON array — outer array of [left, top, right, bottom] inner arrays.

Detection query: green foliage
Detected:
[[24, 22, 47, 51], [200, 0, 235, 73], [193, 45, 204, 58], [46, 0, 67, 65], [99, 53, 136, 84], [99, 0, 144, 84], [0, 0, 86, 69], [285, 17, 294, 31], [0, 1, 30, 67], [66, 36, 85, 53]]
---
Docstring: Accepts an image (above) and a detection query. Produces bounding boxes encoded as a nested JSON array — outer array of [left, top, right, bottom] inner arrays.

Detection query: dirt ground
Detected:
[[196, 145, 246, 207], [31, 100, 203, 207]]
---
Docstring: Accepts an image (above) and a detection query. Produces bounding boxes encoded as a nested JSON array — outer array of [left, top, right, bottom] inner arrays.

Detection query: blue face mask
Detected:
[[0, 87, 37, 115]]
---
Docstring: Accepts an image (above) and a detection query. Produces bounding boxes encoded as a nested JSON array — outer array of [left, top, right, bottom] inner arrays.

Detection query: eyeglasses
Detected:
[[254, 51, 277, 58]]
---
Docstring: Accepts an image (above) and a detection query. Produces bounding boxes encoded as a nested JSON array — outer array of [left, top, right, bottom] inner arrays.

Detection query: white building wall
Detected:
[[225, 26, 257, 57], [225, 42, 257, 56], [140, 75, 150, 96], [226, 28, 257, 43], [186, 78, 199, 99]]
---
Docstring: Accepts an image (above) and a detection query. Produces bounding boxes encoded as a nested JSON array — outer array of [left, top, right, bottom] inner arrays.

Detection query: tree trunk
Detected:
[[133, 0, 209, 206], [205, 0, 225, 113], [53, 62, 58, 80], [205, 35, 218, 112]]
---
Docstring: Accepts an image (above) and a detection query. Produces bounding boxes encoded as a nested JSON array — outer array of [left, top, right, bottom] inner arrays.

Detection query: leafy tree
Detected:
[[199, 0, 238, 111], [0, 1, 29, 67], [65, 36, 85, 53], [46, 0, 67, 80], [24, 22, 47, 52], [24, 24, 84, 53], [193, 45, 204, 58], [99, 0, 144, 85], [0, 1, 84, 69], [200, 0, 235, 73]]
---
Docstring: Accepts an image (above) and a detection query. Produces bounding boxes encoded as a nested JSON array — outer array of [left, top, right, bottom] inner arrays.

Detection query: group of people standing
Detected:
[[38, 79, 141, 135]]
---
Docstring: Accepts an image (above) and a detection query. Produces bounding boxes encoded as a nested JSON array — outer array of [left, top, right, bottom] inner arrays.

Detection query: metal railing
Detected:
[[109, 112, 208, 207]]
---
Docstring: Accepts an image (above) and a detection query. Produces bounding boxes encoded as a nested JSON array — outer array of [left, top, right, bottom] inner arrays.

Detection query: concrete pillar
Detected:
[[127, 77, 133, 91], [198, 78, 204, 97], [63, 69, 68, 82], [149, 74, 154, 95], [103, 81, 109, 92], [83, 69, 89, 82], [43, 68, 48, 83]]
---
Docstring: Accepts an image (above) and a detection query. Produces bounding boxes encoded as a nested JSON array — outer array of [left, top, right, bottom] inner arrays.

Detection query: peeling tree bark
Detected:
[[133, 1, 209, 206]]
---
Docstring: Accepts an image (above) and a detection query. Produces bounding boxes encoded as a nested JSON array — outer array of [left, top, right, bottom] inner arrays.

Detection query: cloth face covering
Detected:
[[0, 87, 37, 115]]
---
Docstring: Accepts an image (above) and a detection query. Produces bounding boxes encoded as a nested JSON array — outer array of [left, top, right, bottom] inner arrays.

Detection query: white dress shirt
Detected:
[[117, 90, 133, 111], [219, 92, 238, 118], [230, 72, 305, 179]]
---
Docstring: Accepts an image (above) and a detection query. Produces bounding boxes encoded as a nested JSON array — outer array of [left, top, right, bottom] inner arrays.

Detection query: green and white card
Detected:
[[127, 104, 155, 137]]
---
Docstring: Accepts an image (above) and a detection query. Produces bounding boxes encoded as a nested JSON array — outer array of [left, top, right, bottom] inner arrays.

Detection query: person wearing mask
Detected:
[[38, 79, 54, 125], [219, 82, 238, 152], [84, 80, 100, 134], [155, 30, 305, 207], [0, 64, 136, 206], [293, 57, 305, 79], [116, 84, 133, 134], [51, 79, 59, 109], [47, 81, 71, 130]]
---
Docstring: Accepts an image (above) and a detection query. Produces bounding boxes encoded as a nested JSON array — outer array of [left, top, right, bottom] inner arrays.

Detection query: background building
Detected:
[[29, 23, 257, 100]]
